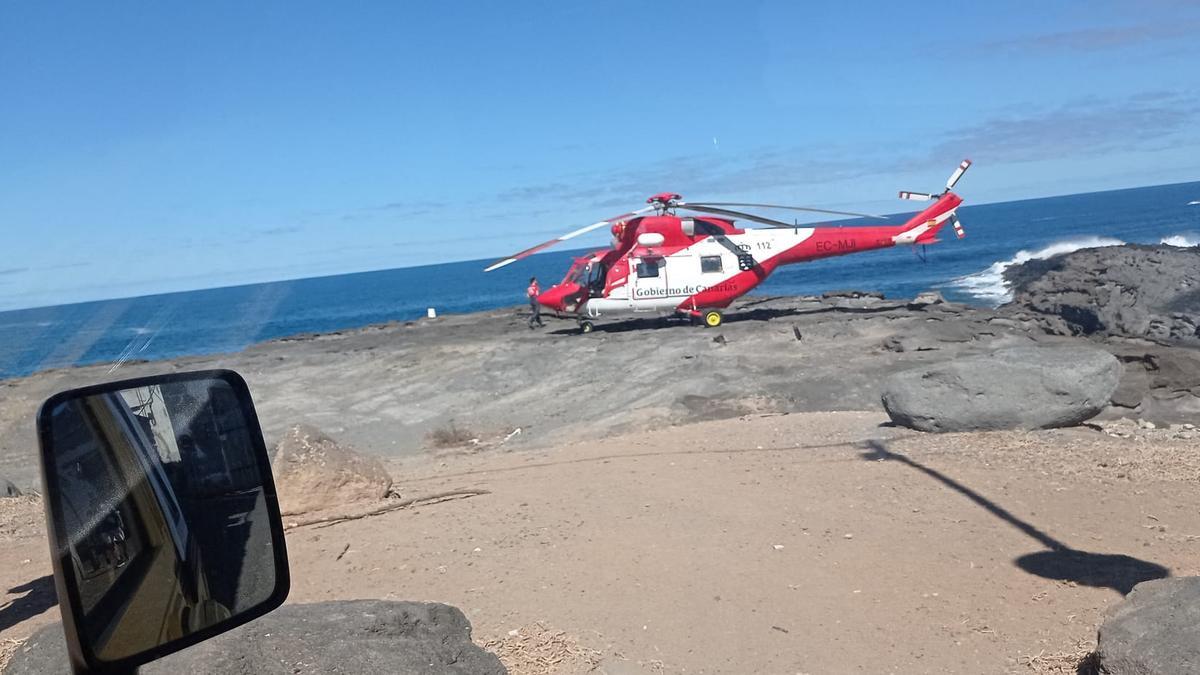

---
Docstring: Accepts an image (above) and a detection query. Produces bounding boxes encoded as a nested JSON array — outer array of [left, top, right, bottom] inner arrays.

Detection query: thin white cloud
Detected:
[[984, 20, 1200, 52], [484, 90, 1200, 215], [929, 91, 1200, 164]]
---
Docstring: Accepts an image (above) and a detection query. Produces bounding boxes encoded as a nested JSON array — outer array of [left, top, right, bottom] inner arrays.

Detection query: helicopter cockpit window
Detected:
[[566, 262, 588, 285], [700, 256, 723, 274], [636, 259, 661, 278], [586, 262, 607, 296]]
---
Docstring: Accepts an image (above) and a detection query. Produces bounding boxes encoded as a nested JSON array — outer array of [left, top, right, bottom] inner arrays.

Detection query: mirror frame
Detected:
[[35, 369, 291, 674]]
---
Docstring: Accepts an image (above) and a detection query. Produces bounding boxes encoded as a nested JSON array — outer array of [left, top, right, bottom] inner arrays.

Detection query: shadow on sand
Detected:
[[860, 440, 1168, 594], [0, 575, 57, 632]]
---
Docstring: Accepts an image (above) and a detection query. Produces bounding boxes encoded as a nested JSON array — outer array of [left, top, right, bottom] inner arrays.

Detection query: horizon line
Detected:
[[3, 177, 1199, 314]]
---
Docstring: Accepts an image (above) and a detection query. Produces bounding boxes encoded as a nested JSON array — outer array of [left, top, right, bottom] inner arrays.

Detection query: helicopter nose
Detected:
[[537, 283, 582, 312], [536, 287, 564, 311]]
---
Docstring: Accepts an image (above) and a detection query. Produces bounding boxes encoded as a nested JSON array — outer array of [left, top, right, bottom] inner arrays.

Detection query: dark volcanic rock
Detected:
[[821, 289, 885, 300], [1096, 576, 1200, 675], [1003, 244, 1200, 345], [1103, 345, 1200, 423], [881, 345, 1121, 432], [6, 600, 506, 675]]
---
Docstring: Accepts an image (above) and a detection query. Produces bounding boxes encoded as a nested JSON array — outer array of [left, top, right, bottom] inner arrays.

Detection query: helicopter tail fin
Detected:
[[893, 192, 964, 245]]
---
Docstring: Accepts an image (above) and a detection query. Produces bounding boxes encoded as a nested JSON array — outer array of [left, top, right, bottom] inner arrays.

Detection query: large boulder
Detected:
[[271, 425, 392, 516], [881, 345, 1121, 432], [1004, 244, 1200, 346], [6, 600, 506, 674], [1096, 576, 1200, 674]]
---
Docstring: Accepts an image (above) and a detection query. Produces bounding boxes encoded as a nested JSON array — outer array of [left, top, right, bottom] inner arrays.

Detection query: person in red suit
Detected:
[[527, 277, 544, 329]]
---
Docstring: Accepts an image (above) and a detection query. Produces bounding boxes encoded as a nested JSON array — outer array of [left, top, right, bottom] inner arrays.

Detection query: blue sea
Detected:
[[2, 181, 1198, 379]]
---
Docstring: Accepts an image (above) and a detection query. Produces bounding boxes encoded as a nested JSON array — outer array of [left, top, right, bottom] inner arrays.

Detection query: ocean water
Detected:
[[2, 181, 1198, 379]]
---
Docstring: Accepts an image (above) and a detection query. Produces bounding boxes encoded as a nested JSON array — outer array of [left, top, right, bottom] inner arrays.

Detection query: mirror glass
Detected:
[[41, 375, 281, 664]]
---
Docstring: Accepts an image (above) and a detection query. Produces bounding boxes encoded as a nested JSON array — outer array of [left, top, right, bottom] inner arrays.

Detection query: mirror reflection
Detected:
[[45, 377, 276, 662]]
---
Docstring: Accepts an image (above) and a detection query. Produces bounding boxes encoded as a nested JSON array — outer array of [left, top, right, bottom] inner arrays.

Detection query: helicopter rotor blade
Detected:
[[946, 159, 972, 191], [675, 204, 796, 228], [683, 201, 886, 220], [483, 206, 654, 272]]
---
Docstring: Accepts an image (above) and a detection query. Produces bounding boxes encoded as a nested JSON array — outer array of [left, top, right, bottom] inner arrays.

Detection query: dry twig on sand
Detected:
[[427, 421, 477, 448], [483, 622, 602, 675], [1021, 641, 1099, 674], [284, 489, 491, 529], [1, 638, 25, 673]]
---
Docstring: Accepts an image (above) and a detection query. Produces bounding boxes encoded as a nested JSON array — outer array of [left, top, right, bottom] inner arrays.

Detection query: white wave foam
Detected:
[[951, 236, 1125, 306], [1161, 232, 1200, 247]]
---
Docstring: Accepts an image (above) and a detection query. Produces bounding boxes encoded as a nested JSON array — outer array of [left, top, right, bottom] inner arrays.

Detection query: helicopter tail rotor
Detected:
[[898, 159, 972, 201], [950, 213, 965, 239], [946, 159, 971, 191]]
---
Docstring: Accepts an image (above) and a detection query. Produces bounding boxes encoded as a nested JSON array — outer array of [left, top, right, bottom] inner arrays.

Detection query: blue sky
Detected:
[[2, 0, 1199, 310]]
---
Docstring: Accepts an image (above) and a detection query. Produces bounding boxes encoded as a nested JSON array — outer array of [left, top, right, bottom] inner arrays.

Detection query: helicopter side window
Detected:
[[700, 256, 723, 274], [636, 259, 660, 278]]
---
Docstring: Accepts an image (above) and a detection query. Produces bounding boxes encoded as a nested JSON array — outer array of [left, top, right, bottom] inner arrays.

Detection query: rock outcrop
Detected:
[[1104, 345, 1200, 424], [906, 290, 946, 310], [881, 345, 1122, 432], [271, 425, 393, 516], [1096, 576, 1200, 675], [6, 600, 506, 674], [1004, 244, 1200, 346]]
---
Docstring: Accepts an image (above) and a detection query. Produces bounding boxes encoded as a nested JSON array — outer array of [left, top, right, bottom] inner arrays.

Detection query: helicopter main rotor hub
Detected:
[[646, 192, 682, 214]]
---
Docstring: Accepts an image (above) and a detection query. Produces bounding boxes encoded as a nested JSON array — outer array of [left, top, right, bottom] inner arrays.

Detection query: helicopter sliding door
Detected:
[[631, 256, 669, 311], [628, 254, 696, 312]]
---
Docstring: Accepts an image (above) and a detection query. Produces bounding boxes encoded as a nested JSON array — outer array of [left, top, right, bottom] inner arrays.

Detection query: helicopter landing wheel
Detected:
[[579, 320, 595, 334], [702, 310, 723, 328]]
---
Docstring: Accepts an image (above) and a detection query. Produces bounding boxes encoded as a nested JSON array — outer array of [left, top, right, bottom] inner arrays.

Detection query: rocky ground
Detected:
[[3, 285, 1197, 493], [1, 243, 1198, 672]]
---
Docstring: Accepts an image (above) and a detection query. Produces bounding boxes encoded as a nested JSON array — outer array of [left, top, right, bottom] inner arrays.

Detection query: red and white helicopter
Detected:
[[486, 160, 971, 332]]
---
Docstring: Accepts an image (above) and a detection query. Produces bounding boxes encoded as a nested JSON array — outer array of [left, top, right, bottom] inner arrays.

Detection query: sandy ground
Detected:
[[5, 411, 1197, 674]]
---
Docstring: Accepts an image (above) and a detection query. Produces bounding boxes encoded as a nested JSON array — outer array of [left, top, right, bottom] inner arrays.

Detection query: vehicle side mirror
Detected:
[[35, 369, 290, 674]]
